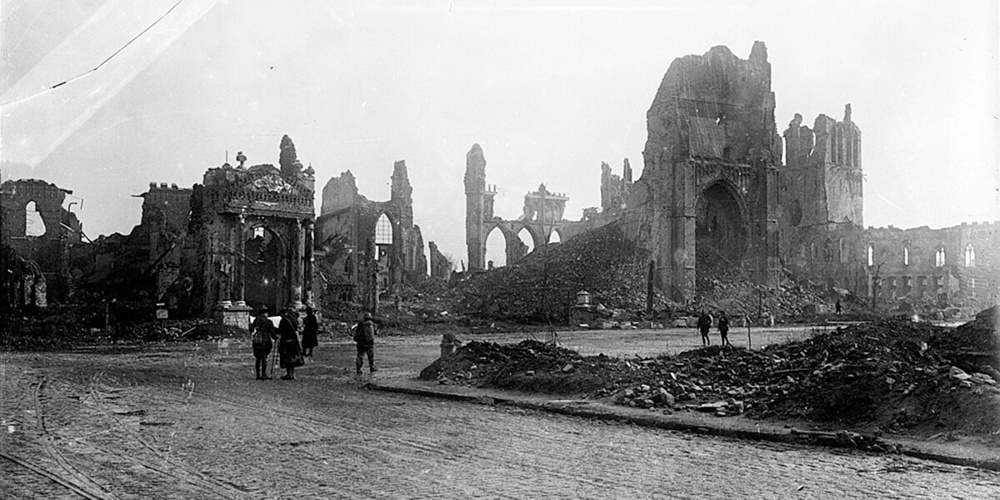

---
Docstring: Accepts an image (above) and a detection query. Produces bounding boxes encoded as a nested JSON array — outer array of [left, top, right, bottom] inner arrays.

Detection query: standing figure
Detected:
[[353, 312, 378, 377], [835, 299, 842, 315], [301, 306, 319, 357], [697, 310, 713, 347], [718, 311, 732, 347], [250, 309, 277, 379], [277, 309, 302, 380]]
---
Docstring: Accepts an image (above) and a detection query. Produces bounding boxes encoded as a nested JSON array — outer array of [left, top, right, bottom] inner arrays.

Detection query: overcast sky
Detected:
[[2, 0, 998, 267]]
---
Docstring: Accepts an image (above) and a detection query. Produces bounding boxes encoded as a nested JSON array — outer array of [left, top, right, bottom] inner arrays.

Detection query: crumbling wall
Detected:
[[0, 179, 81, 306], [600, 159, 633, 212], [428, 241, 452, 280]]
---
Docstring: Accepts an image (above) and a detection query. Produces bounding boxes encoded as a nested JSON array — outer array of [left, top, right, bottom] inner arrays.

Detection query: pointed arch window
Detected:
[[965, 244, 976, 267], [867, 244, 874, 267], [935, 247, 946, 267], [903, 247, 910, 266]]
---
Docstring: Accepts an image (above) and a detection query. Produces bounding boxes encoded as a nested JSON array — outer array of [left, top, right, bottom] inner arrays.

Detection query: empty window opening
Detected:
[[25, 201, 46, 237], [253, 226, 265, 239], [935, 248, 945, 267], [375, 214, 392, 245], [867, 245, 874, 266], [548, 230, 561, 244], [903, 247, 910, 266], [965, 244, 976, 267]]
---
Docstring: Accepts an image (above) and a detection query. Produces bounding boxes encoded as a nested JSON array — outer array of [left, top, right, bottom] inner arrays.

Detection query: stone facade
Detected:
[[314, 160, 427, 312], [625, 42, 781, 301]]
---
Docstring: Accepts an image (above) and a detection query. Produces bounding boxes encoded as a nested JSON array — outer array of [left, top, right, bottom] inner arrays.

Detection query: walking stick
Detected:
[[270, 340, 278, 378]]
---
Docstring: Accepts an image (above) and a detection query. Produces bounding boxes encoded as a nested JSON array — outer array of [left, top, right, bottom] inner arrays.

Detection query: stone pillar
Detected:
[[234, 214, 247, 307], [215, 224, 232, 309], [290, 218, 304, 309], [302, 218, 314, 306]]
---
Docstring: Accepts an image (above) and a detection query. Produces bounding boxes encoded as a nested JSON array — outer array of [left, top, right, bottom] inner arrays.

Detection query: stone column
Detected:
[[215, 222, 232, 309], [234, 214, 247, 307], [302, 218, 314, 306], [290, 218, 304, 309]]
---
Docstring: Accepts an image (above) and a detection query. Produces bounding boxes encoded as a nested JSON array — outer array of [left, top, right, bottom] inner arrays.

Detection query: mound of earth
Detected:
[[420, 314, 1000, 439]]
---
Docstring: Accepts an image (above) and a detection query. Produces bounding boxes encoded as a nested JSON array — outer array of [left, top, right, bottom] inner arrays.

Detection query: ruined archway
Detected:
[[485, 226, 508, 268], [696, 181, 747, 277]]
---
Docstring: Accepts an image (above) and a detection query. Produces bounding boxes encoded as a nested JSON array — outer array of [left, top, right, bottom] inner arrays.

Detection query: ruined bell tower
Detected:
[[464, 144, 496, 271]]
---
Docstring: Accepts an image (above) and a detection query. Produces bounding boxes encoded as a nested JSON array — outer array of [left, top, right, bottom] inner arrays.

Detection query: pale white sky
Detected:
[[2, 0, 998, 267]]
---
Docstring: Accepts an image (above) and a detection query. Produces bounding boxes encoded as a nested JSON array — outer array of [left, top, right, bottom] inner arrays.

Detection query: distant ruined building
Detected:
[[315, 160, 428, 312], [462, 41, 998, 307]]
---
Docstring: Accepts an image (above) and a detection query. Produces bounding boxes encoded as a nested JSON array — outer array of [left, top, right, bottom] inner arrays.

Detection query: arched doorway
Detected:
[[244, 225, 285, 314], [695, 182, 746, 278]]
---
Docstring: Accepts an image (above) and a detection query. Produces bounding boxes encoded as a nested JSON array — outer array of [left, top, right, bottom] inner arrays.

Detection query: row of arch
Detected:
[[482, 225, 562, 267], [866, 243, 977, 267]]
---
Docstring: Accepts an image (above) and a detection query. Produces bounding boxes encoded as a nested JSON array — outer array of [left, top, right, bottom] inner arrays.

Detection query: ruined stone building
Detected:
[[1, 179, 82, 308], [623, 42, 782, 301], [864, 223, 998, 306], [464, 144, 603, 270], [315, 160, 427, 312]]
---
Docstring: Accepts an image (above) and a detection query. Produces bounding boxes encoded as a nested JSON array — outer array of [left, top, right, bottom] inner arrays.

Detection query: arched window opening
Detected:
[[903, 247, 910, 266], [374, 214, 392, 245], [25, 201, 46, 237], [548, 230, 562, 244], [965, 244, 976, 267], [867, 245, 874, 267], [935, 247, 945, 267]]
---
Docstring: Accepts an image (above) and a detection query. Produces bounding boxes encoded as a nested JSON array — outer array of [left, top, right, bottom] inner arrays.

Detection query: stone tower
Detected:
[[780, 104, 866, 292], [464, 144, 495, 271], [629, 42, 781, 301]]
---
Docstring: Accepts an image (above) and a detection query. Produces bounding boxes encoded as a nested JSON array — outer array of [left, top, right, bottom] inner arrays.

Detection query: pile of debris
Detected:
[[447, 222, 673, 323], [420, 314, 1000, 438]]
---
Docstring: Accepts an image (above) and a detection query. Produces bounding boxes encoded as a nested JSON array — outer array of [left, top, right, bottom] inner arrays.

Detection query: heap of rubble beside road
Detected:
[[420, 308, 1000, 439]]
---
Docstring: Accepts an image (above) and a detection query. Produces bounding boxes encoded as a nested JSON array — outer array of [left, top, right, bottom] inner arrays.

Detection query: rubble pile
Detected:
[[449, 222, 673, 323], [421, 315, 1000, 437]]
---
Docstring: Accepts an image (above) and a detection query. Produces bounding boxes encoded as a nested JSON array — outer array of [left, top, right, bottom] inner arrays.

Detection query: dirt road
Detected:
[[2, 328, 998, 499]]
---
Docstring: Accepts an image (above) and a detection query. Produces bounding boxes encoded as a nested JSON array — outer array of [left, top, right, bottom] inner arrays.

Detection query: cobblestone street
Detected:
[[3, 329, 999, 499]]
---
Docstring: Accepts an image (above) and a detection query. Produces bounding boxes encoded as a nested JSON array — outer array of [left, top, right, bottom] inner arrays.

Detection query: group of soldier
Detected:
[[249, 307, 379, 380], [696, 310, 733, 348]]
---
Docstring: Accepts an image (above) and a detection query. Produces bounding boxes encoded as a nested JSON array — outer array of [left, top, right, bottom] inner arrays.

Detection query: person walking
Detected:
[[718, 311, 732, 348], [250, 309, 277, 380], [697, 310, 713, 347], [301, 306, 319, 357], [353, 312, 378, 377], [277, 309, 302, 380]]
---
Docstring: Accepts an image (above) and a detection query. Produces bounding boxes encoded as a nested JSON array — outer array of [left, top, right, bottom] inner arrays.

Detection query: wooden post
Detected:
[[746, 314, 752, 350]]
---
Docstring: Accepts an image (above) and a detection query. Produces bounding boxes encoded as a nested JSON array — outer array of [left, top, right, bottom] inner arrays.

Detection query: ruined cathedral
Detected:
[[464, 41, 996, 305]]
